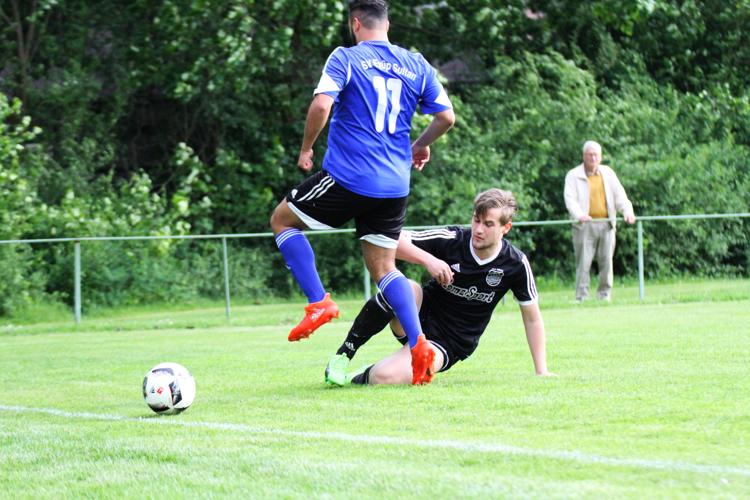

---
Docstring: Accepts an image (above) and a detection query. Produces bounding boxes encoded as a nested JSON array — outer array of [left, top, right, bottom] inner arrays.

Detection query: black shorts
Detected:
[[286, 170, 407, 249], [421, 313, 467, 373], [390, 313, 467, 373]]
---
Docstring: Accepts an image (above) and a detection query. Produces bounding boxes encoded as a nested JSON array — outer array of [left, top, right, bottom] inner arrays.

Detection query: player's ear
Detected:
[[502, 221, 512, 235]]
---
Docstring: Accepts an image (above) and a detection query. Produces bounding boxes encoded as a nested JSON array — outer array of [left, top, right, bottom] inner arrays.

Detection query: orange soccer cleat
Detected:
[[410, 334, 435, 385], [288, 293, 340, 342]]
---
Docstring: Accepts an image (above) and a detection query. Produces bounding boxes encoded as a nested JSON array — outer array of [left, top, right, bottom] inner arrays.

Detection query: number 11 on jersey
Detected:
[[372, 76, 402, 134]]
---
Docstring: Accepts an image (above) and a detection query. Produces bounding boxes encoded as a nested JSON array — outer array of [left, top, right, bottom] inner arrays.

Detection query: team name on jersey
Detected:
[[442, 283, 495, 304], [359, 58, 417, 81]]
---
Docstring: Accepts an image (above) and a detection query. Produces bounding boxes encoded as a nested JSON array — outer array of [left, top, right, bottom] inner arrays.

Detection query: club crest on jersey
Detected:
[[486, 268, 504, 287]]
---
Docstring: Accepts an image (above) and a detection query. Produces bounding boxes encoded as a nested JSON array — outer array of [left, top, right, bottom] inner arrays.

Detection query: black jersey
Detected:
[[409, 226, 538, 358]]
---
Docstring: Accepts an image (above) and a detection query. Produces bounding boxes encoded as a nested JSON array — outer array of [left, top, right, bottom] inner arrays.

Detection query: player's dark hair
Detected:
[[348, 0, 389, 28], [474, 189, 517, 225]]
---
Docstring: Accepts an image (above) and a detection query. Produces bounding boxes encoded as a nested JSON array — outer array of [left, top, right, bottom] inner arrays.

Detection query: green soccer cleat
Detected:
[[325, 354, 350, 387]]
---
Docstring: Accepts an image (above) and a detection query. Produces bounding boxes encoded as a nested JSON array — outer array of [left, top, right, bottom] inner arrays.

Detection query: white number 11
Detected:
[[372, 76, 402, 134]]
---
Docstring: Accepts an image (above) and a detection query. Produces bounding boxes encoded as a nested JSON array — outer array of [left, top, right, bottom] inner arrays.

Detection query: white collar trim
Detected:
[[470, 238, 502, 265]]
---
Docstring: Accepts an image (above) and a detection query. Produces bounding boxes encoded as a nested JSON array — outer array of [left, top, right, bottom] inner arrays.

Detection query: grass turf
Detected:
[[1, 279, 749, 497]]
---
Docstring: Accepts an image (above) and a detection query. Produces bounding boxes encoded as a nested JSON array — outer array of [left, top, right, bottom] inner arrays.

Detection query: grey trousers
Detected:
[[572, 221, 616, 300]]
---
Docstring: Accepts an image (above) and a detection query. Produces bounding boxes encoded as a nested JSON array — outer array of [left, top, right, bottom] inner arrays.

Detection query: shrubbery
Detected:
[[1, 2, 748, 316]]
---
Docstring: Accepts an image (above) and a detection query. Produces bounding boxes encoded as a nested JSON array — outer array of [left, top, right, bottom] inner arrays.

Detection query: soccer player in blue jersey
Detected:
[[325, 189, 555, 386], [270, 0, 455, 384]]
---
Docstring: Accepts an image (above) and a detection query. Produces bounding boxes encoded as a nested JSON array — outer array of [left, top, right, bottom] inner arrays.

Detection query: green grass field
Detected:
[[1, 279, 749, 498]]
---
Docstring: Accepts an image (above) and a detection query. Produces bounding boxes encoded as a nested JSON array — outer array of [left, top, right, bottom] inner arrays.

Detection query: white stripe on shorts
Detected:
[[360, 234, 398, 249], [298, 175, 334, 202], [287, 202, 334, 230], [429, 339, 450, 372]]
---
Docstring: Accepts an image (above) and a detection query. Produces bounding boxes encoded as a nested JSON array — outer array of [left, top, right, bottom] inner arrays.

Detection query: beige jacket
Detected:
[[564, 164, 634, 229]]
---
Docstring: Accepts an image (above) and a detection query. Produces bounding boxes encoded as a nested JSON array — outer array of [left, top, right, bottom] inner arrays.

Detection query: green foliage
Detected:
[[529, 0, 750, 93], [0, 96, 41, 239], [71, 240, 273, 308], [0, 95, 43, 314], [391, 0, 536, 67], [626, 142, 750, 276], [1, 1, 749, 315]]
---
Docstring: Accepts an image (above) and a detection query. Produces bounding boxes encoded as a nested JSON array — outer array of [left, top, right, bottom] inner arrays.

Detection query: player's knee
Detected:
[[409, 280, 422, 307], [361, 244, 397, 281], [366, 261, 396, 282], [431, 351, 444, 374], [270, 199, 298, 234], [269, 204, 283, 233]]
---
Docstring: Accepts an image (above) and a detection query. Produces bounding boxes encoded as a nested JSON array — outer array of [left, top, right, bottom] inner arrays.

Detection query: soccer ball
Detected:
[[142, 362, 196, 415]]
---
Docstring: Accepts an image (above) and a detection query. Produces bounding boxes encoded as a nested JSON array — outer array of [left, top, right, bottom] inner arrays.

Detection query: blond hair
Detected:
[[473, 189, 517, 225]]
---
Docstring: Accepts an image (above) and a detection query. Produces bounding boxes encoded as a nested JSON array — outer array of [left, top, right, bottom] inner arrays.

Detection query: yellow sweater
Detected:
[[587, 173, 608, 219]]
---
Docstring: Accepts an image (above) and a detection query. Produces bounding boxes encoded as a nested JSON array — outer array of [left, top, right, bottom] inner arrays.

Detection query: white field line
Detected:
[[1, 404, 749, 478]]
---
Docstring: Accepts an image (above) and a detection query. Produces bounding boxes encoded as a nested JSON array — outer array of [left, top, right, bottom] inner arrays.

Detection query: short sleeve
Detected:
[[314, 47, 350, 98], [408, 226, 460, 260], [512, 254, 539, 306], [418, 61, 452, 114]]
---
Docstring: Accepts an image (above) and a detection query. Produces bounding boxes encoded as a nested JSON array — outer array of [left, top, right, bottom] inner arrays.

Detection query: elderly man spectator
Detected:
[[564, 141, 635, 301]]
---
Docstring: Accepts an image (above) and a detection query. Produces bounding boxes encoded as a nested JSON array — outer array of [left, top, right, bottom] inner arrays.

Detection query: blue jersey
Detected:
[[314, 41, 452, 198]]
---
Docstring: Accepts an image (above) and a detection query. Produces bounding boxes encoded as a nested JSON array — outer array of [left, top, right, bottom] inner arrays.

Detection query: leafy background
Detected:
[[1, 0, 748, 314]]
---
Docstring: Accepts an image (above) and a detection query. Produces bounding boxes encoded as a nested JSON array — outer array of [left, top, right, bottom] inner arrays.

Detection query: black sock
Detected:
[[350, 365, 374, 385], [392, 330, 408, 346], [336, 293, 394, 360]]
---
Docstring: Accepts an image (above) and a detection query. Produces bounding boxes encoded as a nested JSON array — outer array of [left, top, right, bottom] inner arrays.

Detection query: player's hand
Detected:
[[624, 213, 636, 224], [578, 215, 592, 223], [297, 149, 314, 172], [426, 257, 453, 285], [411, 144, 430, 171]]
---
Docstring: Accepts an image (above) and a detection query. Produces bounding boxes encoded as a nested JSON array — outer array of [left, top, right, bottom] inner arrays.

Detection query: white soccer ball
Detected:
[[142, 362, 196, 415]]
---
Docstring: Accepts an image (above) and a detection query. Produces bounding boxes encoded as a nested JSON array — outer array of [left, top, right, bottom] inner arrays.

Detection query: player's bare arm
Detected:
[[411, 108, 455, 171], [396, 231, 454, 285], [520, 302, 555, 377], [297, 94, 334, 171]]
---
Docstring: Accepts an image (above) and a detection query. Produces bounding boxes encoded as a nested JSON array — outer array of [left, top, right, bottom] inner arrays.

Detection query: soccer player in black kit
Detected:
[[325, 188, 555, 385]]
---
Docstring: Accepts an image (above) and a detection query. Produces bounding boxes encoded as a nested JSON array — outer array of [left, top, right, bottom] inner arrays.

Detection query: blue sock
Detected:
[[275, 229, 325, 303], [378, 271, 421, 348]]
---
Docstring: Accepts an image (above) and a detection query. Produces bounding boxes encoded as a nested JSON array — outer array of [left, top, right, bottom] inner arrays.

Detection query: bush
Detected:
[[0, 96, 44, 314]]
